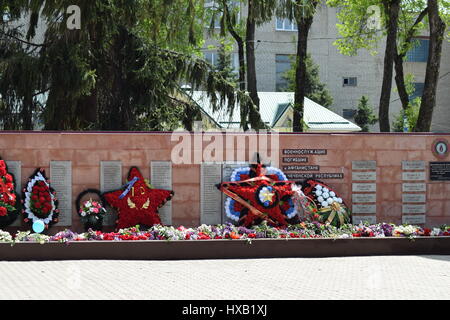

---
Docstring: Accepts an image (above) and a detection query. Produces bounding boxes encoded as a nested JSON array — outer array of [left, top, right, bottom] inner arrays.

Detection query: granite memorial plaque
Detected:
[[352, 204, 377, 214], [352, 161, 377, 170], [352, 215, 377, 225], [402, 194, 426, 203], [6, 161, 21, 226], [402, 161, 426, 171], [151, 161, 173, 225], [282, 165, 320, 172], [352, 171, 377, 181], [201, 163, 222, 225], [50, 161, 72, 226], [402, 204, 426, 214], [222, 162, 248, 222], [352, 183, 377, 193], [430, 162, 450, 181], [402, 183, 426, 192], [283, 149, 327, 155], [282, 157, 308, 163], [100, 161, 122, 226], [402, 171, 426, 181], [352, 193, 377, 203], [286, 173, 344, 180], [402, 215, 426, 225]]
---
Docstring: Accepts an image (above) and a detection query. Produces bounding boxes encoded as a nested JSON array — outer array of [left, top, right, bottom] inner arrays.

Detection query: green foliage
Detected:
[[283, 54, 333, 108], [215, 42, 238, 85], [0, 0, 255, 131], [392, 98, 421, 132], [354, 96, 378, 132]]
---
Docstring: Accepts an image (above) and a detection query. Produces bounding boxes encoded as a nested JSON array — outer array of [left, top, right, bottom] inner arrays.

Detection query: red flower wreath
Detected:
[[103, 167, 174, 229]]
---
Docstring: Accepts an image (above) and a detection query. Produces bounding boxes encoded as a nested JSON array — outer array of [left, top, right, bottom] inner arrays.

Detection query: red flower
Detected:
[[34, 202, 42, 209], [0, 206, 7, 217], [248, 233, 257, 238], [0, 168, 6, 176], [5, 174, 13, 183]]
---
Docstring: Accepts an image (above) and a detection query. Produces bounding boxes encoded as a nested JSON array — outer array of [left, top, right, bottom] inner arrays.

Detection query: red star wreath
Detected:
[[216, 162, 296, 228], [103, 167, 174, 229]]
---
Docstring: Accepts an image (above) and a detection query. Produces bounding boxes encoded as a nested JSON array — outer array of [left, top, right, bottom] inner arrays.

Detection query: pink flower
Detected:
[[93, 208, 99, 214]]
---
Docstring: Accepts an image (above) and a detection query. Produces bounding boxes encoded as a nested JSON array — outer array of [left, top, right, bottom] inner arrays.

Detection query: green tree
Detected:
[[278, 0, 320, 132], [328, 0, 449, 132], [354, 96, 378, 132], [0, 0, 252, 131], [283, 54, 333, 108], [392, 98, 420, 132]]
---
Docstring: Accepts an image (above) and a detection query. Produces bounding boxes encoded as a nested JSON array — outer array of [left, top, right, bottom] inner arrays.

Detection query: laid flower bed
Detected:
[[1, 222, 449, 244]]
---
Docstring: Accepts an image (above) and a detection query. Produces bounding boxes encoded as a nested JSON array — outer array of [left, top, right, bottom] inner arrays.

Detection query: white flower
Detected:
[[321, 201, 329, 208], [330, 191, 336, 197], [85, 202, 92, 208], [431, 228, 441, 236], [315, 185, 323, 190], [322, 192, 330, 199], [327, 198, 334, 204], [81, 212, 86, 217], [90, 207, 95, 212], [337, 198, 343, 204], [315, 190, 323, 197], [323, 188, 329, 193], [317, 196, 324, 203]]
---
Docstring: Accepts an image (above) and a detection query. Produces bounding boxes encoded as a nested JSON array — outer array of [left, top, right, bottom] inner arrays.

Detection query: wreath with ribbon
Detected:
[[22, 168, 59, 229], [0, 160, 20, 227], [302, 179, 351, 227], [103, 167, 174, 229], [217, 158, 299, 228]]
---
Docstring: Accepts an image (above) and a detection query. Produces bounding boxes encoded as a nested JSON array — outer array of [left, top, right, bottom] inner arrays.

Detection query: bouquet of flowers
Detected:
[[79, 199, 107, 231]]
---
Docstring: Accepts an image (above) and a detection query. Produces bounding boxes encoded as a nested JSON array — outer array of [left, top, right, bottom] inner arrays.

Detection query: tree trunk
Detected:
[[394, 8, 428, 111], [378, 0, 400, 132], [222, 0, 248, 130], [415, 0, 446, 132], [293, 2, 316, 133], [246, 0, 264, 130]]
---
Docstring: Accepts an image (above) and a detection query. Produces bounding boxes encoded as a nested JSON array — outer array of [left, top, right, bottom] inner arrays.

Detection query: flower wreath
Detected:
[[103, 167, 174, 229], [76, 189, 108, 230], [302, 179, 351, 227], [22, 168, 59, 229], [0, 159, 20, 227], [218, 159, 299, 228]]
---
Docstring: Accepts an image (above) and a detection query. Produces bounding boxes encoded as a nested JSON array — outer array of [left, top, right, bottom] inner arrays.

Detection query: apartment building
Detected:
[[203, 4, 450, 132]]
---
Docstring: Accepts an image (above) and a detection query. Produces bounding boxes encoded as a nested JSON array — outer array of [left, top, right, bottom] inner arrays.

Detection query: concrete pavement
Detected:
[[0, 255, 448, 300]]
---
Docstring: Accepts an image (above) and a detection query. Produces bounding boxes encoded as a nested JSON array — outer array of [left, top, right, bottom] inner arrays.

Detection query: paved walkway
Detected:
[[0, 255, 448, 300]]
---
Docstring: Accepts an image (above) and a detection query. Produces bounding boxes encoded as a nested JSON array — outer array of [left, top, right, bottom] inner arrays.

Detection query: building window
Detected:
[[275, 54, 293, 92], [204, 52, 239, 73], [406, 39, 429, 62], [343, 77, 357, 87], [409, 83, 425, 100], [276, 18, 298, 31], [343, 109, 357, 119]]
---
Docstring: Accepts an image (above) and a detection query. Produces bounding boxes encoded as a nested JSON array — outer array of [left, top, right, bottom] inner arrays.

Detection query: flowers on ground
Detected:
[[0, 222, 448, 244]]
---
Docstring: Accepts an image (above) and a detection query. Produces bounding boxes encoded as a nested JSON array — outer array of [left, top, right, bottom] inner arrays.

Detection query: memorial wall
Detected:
[[0, 132, 449, 231]]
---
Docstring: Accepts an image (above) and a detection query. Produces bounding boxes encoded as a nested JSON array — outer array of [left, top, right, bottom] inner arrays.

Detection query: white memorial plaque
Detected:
[[6, 161, 21, 226], [403, 204, 426, 214], [352, 183, 377, 193], [100, 161, 122, 226], [352, 161, 377, 170], [201, 163, 223, 225], [402, 194, 426, 203], [402, 161, 426, 171], [50, 161, 72, 226], [352, 215, 377, 225], [402, 172, 426, 181], [352, 193, 377, 203], [352, 204, 377, 214], [403, 183, 426, 192], [151, 161, 173, 225], [352, 172, 377, 181], [222, 162, 247, 222], [402, 215, 426, 225]]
